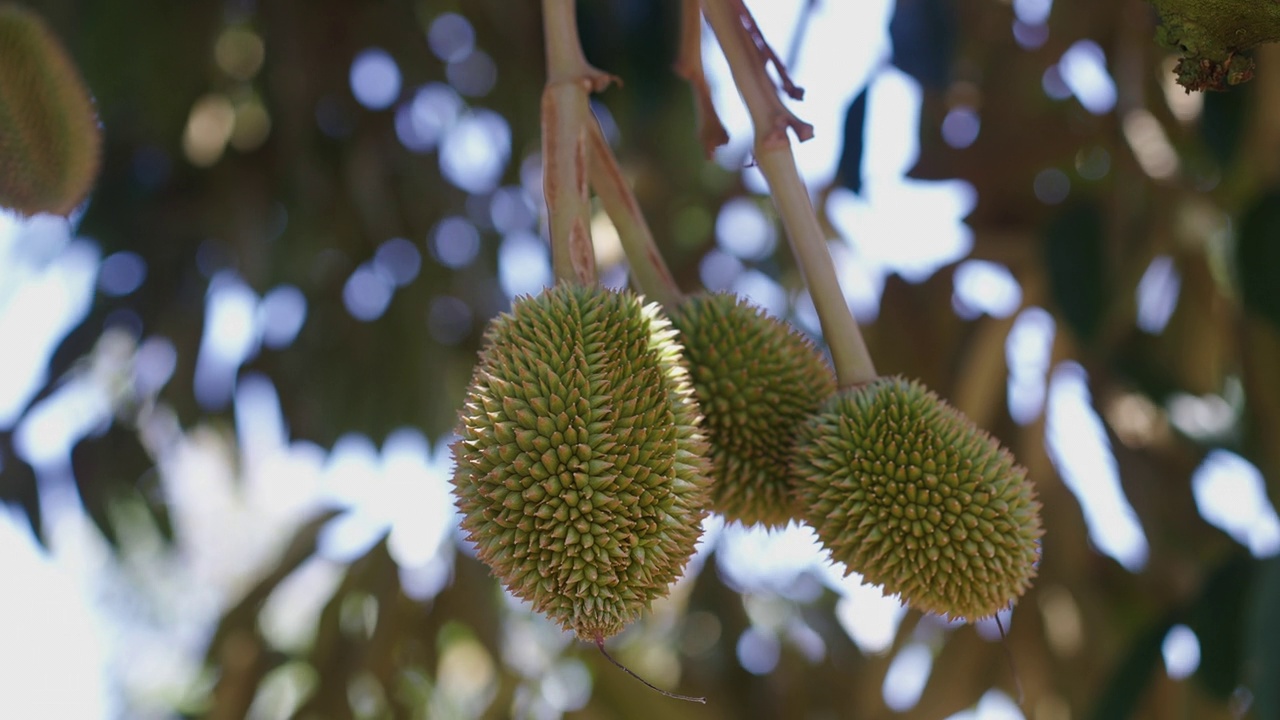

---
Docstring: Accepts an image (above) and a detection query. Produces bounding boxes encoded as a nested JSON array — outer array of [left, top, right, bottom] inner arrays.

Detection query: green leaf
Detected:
[[1043, 200, 1108, 344], [1186, 552, 1252, 699], [1246, 555, 1280, 719], [1236, 190, 1280, 332], [1199, 83, 1251, 171], [70, 423, 155, 549], [0, 432, 42, 545], [1091, 616, 1173, 720]]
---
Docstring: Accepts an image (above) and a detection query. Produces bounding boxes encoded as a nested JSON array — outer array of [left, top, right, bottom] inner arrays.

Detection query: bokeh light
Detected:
[[428, 13, 476, 63], [440, 110, 511, 194], [1162, 624, 1201, 680], [1046, 363, 1149, 571], [1192, 450, 1280, 558], [432, 216, 481, 269], [1059, 40, 1117, 115], [97, 250, 147, 297], [883, 643, 933, 711], [342, 263, 395, 322], [350, 48, 402, 111]]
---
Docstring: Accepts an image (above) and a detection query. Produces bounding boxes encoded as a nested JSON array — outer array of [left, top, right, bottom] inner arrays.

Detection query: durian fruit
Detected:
[[0, 4, 101, 217], [794, 377, 1042, 620], [668, 293, 834, 527], [453, 283, 712, 642]]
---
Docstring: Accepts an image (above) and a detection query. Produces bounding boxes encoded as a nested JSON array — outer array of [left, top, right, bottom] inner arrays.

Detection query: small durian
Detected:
[[0, 4, 101, 217], [793, 376, 1042, 620], [668, 293, 834, 527], [452, 283, 712, 642]]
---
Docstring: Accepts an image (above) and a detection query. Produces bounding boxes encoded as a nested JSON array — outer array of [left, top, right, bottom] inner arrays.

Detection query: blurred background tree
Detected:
[[2, 0, 1280, 718]]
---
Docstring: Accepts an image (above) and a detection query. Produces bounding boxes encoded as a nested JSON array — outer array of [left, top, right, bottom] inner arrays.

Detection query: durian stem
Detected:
[[994, 613, 1025, 706], [594, 638, 707, 704], [540, 0, 616, 285], [701, 0, 878, 389], [585, 120, 685, 310], [672, 0, 729, 158]]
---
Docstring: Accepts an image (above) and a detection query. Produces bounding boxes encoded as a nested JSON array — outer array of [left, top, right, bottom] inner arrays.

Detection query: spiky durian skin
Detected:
[[794, 377, 1043, 620], [453, 284, 711, 641], [0, 5, 101, 217], [668, 293, 834, 527]]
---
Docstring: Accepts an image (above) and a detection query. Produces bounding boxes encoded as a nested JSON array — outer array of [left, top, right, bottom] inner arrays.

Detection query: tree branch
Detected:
[[586, 119, 685, 310], [1151, 0, 1280, 90], [701, 0, 875, 387], [541, 0, 617, 284]]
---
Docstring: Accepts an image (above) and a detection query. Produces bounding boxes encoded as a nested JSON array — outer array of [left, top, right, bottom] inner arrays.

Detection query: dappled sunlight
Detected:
[[1192, 450, 1280, 558], [716, 521, 829, 594], [440, 109, 511, 195], [731, 269, 788, 319], [396, 82, 464, 152], [941, 106, 981, 149], [1135, 254, 1181, 334], [0, 507, 113, 717], [1162, 624, 1201, 680], [883, 642, 933, 711], [834, 576, 909, 654], [0, 213, 97, 428], [703, 0, 891, 186], [944, 690, 1026, 720], [498, 230, 553, 299], [1006, 307, 1055, 425], [1059, 41, 1116, 115], [827, 175, 976, 283], [1123, 109, 1180, 180], [736, 625, 782, 675], [3, 0, 1279, 716], [953, 260, 1023, 320], [1046, 363, 1149, 571], [715, 196, 776, 261], [14, 330, 128, 468], [349, 48, 401, 111]]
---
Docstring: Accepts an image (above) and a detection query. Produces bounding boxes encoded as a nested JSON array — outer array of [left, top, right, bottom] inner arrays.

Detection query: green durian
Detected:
[[668, 293, 834, 527], [0, 4, 101, 217], [452, 283, 712, 641], [794, 376, 1042, 620]]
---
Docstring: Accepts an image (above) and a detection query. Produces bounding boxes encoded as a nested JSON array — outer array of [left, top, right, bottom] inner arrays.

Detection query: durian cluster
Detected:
[[453, 282, 1043, 642]]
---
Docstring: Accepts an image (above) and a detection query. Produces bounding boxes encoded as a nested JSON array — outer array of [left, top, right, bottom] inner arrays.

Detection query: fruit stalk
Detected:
[[585, 120, 684, 310], [540, 0, 614, 285], [700, 0, 877, 388]]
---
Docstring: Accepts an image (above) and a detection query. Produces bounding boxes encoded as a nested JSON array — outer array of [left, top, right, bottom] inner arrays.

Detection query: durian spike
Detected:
[[700, 0, 876, 388], [0, 4, 101, 217], [453, 284, 711, 642], [595, 638, 707, 704], [670, 293, 834, 527], [794, 377, 1044, 620], [540, 0, 616, 285]]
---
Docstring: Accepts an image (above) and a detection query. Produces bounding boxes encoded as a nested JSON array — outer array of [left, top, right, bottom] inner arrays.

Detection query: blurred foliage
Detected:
[[6, 0, 1280, 718]]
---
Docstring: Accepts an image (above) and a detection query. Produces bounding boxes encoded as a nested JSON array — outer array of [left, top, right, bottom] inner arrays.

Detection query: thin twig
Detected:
[[540, 0, 617, 285], [701, 0, 875, 387], [595, 638, 707, 704], [586, 119, 685, 310], [673, 0, 730, 157]]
